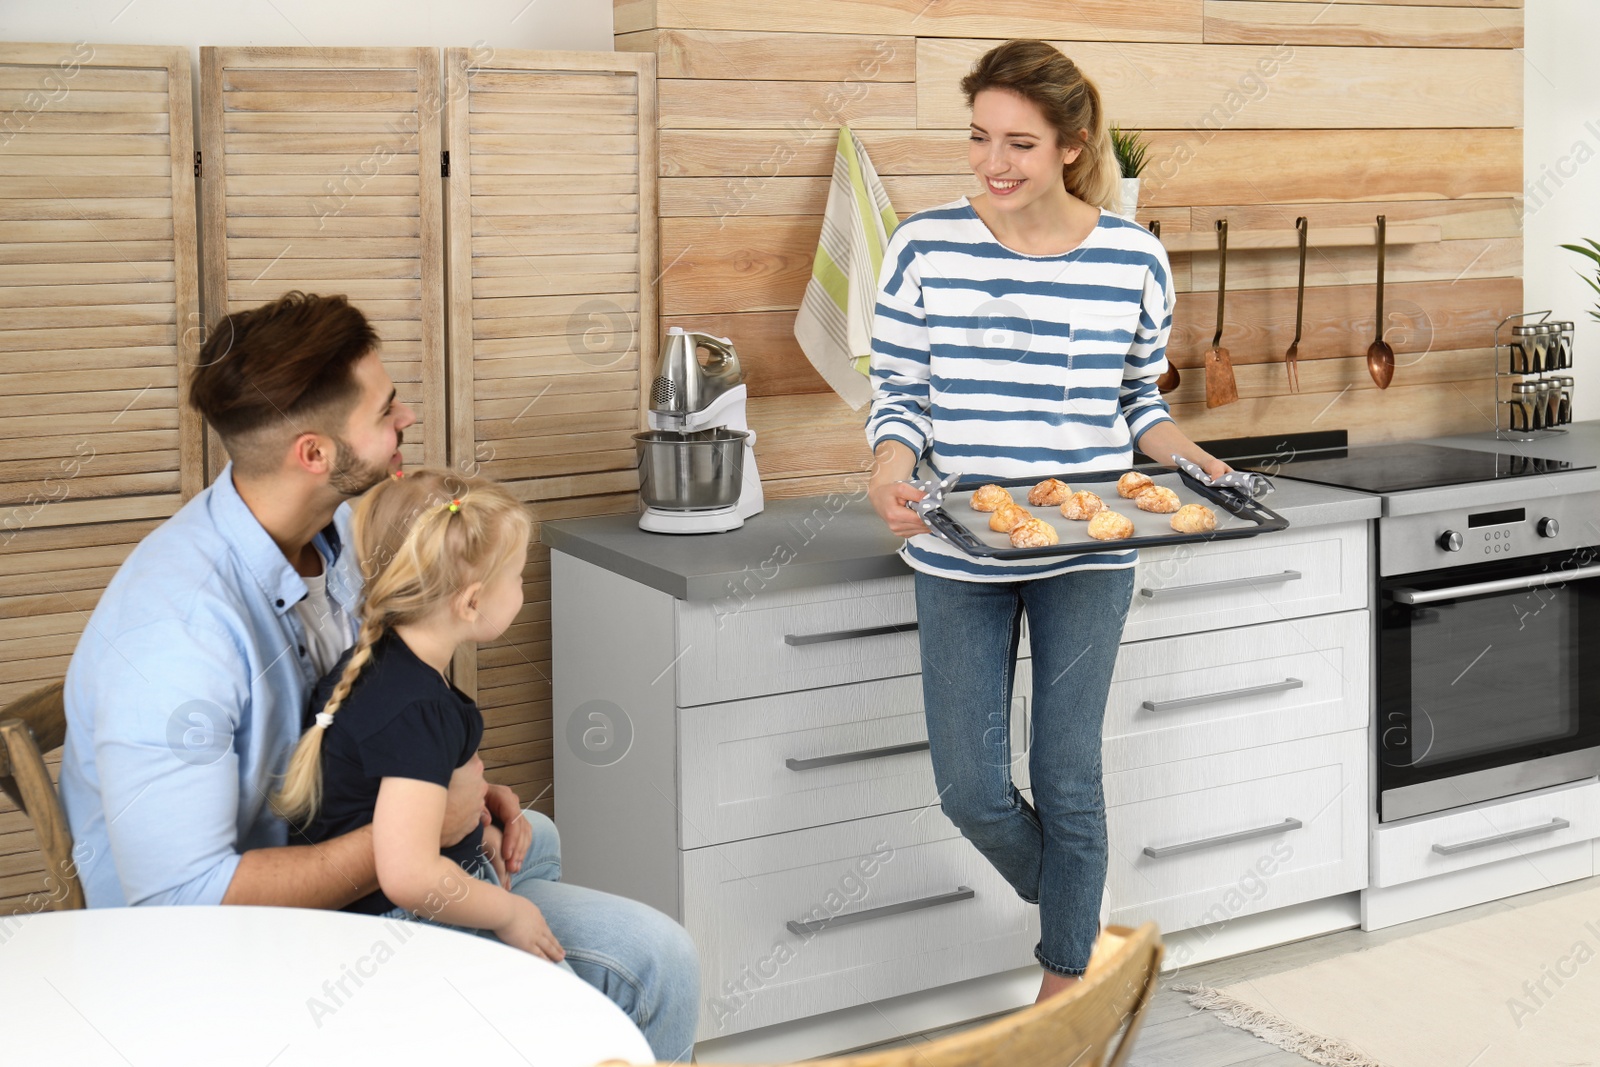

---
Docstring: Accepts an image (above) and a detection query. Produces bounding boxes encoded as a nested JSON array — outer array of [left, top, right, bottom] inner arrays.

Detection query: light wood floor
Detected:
[[836, 873, 1600, 1065]]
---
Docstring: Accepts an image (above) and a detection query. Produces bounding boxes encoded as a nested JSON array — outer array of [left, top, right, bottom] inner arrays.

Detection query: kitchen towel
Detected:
[[793, 126, 898, 411]]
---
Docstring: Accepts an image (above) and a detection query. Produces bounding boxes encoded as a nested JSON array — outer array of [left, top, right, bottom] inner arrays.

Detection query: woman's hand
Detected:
[[868, 480, 931, 539], [494, 895, 566, 962]]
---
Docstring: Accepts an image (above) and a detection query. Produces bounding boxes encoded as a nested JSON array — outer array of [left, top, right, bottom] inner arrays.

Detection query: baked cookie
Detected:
[[971, 484, 1013, 512], [1134, 485, 1181, 513], [1170, 503, 1218, 533], [1086, 509, 1135, 541], [988, 502, 1032, 533], [1059, 490, 1105, 521], [1010, 518, 1060, 548], [1027, 478, 1072, 507], [1117, 471, 1154, 498]]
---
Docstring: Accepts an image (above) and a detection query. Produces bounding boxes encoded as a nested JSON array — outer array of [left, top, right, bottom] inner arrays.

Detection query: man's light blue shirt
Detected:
[[60, 464, 361, 907]]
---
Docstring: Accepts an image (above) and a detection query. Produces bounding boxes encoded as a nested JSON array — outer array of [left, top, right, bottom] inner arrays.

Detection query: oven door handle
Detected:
[[1392, 564, 1600, 605]]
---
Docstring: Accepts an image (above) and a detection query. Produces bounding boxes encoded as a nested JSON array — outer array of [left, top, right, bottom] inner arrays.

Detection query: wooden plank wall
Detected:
[[616, 0, 1525, 497], [444, 48, 656, 812], [0, 43, 203, 913]]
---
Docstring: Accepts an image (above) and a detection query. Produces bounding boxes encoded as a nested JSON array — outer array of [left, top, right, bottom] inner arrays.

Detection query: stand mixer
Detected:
[[633, 327, 764, 534]]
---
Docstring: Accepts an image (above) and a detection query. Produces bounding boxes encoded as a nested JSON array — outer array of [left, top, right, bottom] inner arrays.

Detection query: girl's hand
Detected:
[[494, 895, 565, 962], [1199, 456, 1234, 480], [868, 480, 931, 539]]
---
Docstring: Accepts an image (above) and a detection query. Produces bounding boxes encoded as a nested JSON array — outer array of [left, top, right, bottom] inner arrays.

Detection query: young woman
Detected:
[[275, 468, 559, 957], [865, 39, 1232, 1000]]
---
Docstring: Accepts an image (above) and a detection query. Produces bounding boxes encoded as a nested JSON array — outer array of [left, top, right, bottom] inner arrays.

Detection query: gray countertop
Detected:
[[543, 471, 1382, 601], [1421, 418, 1600, 465]]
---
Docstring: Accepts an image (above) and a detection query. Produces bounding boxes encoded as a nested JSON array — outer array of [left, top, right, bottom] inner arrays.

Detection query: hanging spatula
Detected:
[[1204, 219, 1239, 408]]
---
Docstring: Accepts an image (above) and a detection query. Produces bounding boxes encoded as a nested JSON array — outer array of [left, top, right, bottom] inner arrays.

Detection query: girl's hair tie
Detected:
[[448, 499, 461, 514], [314, 711, 334, 729], [392, 470, 405, 479]]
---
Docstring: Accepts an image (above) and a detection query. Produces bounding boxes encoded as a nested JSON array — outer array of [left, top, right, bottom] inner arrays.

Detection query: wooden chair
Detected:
[[605, 922, 1163, 1067], [0, 681, 85, 911]]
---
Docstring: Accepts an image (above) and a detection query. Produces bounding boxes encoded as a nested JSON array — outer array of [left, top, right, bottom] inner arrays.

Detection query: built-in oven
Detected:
[[1376, 493, 1600, 822]]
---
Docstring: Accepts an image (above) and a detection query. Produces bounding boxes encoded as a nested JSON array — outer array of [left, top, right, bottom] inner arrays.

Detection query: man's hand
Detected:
[[441, 754, 488, 848], [480, 820, 507, 885], [483, 783, 530, 876]]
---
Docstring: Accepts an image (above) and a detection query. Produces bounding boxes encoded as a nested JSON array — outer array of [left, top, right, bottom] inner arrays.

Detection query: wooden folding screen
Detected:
[[198, 47, 447, 477], [0, 43, 202, 911], [443, 48, 656, 807]]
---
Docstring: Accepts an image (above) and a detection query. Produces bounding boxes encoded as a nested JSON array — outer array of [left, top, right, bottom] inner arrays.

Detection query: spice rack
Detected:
[[1493, 311, 1575, 441]]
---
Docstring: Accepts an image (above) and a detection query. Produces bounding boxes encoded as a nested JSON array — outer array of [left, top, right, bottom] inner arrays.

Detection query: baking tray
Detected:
[[922, 466, 1289, 560]]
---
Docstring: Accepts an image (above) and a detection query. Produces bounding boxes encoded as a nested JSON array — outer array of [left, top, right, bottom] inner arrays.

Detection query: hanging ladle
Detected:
[[1366, 214, 1395, 389]]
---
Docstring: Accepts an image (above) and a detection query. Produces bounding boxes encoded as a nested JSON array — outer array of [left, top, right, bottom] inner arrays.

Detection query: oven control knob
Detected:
[[1538, 517, 1560, 538], [1438, 530, 1463, 552]]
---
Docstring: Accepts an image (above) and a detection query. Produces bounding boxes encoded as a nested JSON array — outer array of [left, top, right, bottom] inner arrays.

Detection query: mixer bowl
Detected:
[[634, 429, 748, 510]]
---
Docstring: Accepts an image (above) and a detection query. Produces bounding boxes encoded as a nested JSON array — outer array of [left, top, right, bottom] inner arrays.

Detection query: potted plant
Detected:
[[1560, 238, 1600, 322], [1109, 125, 1149, 221]]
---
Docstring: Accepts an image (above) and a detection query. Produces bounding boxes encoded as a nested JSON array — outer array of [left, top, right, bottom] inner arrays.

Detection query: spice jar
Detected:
[[1510, 381, 1540, 432], [1510, 324, 1538, 374]]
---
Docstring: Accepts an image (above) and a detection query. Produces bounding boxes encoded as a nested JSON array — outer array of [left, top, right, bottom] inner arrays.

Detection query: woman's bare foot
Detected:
[[1036, 970, 1081, 1003]]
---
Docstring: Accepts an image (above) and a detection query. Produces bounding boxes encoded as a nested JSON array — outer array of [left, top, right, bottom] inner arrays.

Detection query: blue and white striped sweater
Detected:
[[866, 199, 1177, 582]]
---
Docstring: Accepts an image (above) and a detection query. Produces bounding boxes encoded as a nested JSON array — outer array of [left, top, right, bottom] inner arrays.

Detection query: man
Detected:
[[60, 292, 698, 1061]]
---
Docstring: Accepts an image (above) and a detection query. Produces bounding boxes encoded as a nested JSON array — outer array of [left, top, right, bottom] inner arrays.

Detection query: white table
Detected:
[[0, 906, 655, 1066]]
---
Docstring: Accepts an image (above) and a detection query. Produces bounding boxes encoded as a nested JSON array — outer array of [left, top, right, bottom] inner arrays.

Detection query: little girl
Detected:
[[275, 468, 562, 961]]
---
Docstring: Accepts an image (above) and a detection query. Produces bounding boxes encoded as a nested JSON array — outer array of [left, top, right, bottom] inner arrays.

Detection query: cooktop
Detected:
[[1236, 442, 1592, 495]]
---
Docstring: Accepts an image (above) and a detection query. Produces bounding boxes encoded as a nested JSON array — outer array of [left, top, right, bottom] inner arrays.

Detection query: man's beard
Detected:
[[327, 432, 399, 496]]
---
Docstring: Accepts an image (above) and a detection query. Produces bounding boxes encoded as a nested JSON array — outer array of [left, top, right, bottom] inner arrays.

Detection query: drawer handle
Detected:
[[786, 740, 931, 771], [1143, 817, 1303, 859], [785, 885, 974, 936], [1141, 678, 1304, 713], [1431, 818, 1570, 856], [1139, 570, 1302, 600], [784, 622, 919, 646]]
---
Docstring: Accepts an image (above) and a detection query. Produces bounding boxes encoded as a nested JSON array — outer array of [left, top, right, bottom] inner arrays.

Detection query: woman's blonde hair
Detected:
[[273, 468, 532, 824], [961, 40, 1119, 211]]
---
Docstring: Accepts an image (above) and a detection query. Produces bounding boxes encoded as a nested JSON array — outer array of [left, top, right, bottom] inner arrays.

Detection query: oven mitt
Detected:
[[901, 470, 961, 543], [1171, 454, 1274, 499]]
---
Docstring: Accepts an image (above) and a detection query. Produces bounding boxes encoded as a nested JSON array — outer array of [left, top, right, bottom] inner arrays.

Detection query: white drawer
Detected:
[[1104, 610, 1369, 772], [679, 666, 1034, 847], [675, 575, 920, 705], [1124, 521, 1367, 641], [1371, 778, 1600, 889], [1105, 732, 1367, 934], [683, 802, 1038, 1039], [674, 575, 1038, 705]]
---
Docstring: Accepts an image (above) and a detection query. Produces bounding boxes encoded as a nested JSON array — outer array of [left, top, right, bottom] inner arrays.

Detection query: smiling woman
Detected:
[[862, 38, 1232, 1006]]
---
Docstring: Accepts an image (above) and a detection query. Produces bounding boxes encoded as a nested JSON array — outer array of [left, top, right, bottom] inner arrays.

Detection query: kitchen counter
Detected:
[[542, 474, 1380, 600], [1421, 417, 1600, 465]]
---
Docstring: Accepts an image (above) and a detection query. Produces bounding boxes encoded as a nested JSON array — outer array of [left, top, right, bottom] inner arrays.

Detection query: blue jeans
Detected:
[[381, 811, 699, 1062], [914, 565, 1135, 977]]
